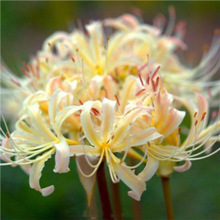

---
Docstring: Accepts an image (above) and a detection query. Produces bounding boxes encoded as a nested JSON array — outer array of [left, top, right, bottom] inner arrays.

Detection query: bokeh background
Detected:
[[1, 1, 220, 219]]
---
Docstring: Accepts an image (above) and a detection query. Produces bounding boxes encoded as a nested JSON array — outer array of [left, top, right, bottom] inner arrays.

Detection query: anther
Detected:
[[6, 132, 10, 138], [10, 78, 21, 87], [23, 62, 30, 72], [138, 73, 144, 86], [92, 108, 100, 116], [79, 99, 83, 105], [114, 94, 121, 106], [152, 66, 160, 79], [195, 120, 198, 126], [178, 127, 181, 135], [135, 88, 146, 96], [155, 76, 160, 89], [194, 112, 197, 118], [30, 64, 37, 77], [21, 68, 30, 78], [201, 112, 207, 121]]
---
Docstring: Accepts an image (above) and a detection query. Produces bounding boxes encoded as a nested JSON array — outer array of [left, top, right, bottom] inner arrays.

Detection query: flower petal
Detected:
[[53, 137, 70, 173], [29, 150, 55, 196], [161, 109, 185, 137], [81, 101, 101, 147], [49, 89, 73, 132], [113, 162, 146, 201], [138, 156, 159, 182], [55, 105, 82, 136], [28, 104, 56, 141], [174, 160, 192, 172], [130, 127, 163, 147], [113, 106, 152, 147], [101, 98, 116, 143]]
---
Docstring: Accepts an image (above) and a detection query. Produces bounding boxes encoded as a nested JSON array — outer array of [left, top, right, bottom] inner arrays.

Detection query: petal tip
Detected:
[[42, 185, 55, 196], [128, 191, 141, 201]]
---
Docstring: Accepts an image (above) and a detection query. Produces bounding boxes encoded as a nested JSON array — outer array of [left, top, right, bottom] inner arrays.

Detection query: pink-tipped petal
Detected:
[[162, 109, 185, 137], [29, 151, 55, 196], [53, 137, 70, 173], [174, 160, 192, 172], [113, 162, 146, 201], [138, 156, 159, 182]]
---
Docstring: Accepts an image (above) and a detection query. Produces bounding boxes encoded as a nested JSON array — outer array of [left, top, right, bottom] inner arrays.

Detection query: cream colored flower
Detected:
[[77, 97, 162, 201], [1, 11, 219, 204], [0, 90, 82, 196]]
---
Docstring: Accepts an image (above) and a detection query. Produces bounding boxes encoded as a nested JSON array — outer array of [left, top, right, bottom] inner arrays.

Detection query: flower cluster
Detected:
[[1, 12, 220, 203]]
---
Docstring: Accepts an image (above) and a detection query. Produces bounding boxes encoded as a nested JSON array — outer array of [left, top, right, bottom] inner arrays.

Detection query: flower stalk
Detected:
[[161, 177, 175, 220], [96, 162, 113, 220], [111, 182, 122, 220]]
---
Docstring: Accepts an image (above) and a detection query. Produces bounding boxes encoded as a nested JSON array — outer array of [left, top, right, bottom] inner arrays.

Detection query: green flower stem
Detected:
[[161, 177, 175, 220], [111, 182, 122, 220], [96, 162, 113, 220]]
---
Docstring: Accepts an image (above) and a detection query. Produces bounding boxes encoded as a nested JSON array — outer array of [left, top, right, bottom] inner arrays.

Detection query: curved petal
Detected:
[[174, 160, 192, 172], [196, 93, 208, 120], [130, 128, 163, 147], [138, 156, 159, 182], [113, 162, 146, 201], [53, 137, 70, 173], [119, 76, 137, 112], [49, 89, 73, 132], [101, 98, 116, 143], [81, 101, 101, 147], [113, 107, 152, 147], [55, 105, 82, 136], [28, 104, 56, 141], [29, 150, 55, 196], [113, 127, 163, 151], [161, 109, 185, 137]]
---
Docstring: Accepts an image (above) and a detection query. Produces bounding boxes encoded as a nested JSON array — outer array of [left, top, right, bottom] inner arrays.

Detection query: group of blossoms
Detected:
[[1, 13, 219, 203]]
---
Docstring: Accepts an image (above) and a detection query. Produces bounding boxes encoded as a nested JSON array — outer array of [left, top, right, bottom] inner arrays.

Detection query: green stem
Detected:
[[96, 162, 113, 220], [161, 177, 175, 220]]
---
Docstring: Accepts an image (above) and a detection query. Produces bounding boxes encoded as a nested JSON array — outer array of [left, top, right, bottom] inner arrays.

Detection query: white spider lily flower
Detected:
[[0, 90, 82, 196], [139, 93, 220, 179], [77, 98, 163, 201]]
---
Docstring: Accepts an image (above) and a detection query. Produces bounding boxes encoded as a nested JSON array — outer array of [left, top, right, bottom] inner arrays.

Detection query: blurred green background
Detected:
[[1, 1, 220, 219]]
